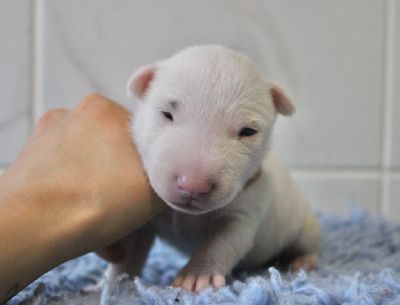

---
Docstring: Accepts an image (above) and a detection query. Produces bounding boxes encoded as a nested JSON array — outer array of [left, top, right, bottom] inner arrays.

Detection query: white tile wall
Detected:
[[0, 0, 399, 220], [293, 171, 381, 217], [255, 1, 386, 169], [0, 0, 32, 165], [35, 0, 257, 112]]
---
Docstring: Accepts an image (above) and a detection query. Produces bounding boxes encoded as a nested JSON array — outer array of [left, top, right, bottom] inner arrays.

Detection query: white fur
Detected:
[[103, 45, 320, 292]]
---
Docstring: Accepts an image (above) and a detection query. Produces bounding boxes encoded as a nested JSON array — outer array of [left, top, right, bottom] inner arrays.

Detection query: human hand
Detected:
[[0, 94, 166, 285]]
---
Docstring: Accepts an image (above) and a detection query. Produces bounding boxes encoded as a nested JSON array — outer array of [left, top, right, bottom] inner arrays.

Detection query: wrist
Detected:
[[0, 176, 93, 265], [0, 181, 81, 300]]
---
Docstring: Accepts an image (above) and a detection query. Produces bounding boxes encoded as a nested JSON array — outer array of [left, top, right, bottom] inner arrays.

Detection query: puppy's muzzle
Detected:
[[176, 174, 214, 201]]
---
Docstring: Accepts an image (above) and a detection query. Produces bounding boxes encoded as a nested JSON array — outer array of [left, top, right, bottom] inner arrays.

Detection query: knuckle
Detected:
[[74, 94, 130, 129], [74, 93, 115, 121], [76, 93, 112, 112], [37, 109, 66, 126]]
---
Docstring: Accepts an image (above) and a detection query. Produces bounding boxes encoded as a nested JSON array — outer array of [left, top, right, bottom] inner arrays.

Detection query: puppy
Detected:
[[98, 45, 320, 292]]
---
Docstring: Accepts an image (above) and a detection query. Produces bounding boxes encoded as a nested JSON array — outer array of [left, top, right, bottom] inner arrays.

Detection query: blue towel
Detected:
[[9, 209, 400, 304]]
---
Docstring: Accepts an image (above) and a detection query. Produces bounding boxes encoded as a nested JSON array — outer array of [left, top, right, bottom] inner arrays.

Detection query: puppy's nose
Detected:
[[177, 175, 212, 197]]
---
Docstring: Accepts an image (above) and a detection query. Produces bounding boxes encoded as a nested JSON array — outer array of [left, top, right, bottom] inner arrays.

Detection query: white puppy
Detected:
[[98, 45, 320, 292]]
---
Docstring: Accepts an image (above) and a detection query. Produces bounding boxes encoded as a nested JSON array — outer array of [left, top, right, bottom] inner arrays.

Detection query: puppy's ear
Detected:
[[268, 82, 295, 116], [126, 65, 158, 99]]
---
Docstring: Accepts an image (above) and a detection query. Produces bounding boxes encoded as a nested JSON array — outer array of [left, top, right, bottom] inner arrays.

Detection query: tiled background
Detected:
[[1, 0, 399, 221]]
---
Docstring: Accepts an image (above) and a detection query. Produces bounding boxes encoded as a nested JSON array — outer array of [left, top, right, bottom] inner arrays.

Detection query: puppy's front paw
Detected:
[[172, 273, 225, 293]]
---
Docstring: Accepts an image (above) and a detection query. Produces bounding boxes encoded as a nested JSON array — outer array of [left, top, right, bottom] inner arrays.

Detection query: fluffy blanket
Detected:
[[9, 209, 400, 304]]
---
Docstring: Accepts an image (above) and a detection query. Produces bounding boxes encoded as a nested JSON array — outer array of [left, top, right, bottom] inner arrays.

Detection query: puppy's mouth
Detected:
[[167, 200, 209, 215]]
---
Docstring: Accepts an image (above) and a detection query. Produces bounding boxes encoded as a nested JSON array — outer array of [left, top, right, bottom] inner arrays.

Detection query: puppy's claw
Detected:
[[172, 273, 225, 293], [291, 254, 317, 271]]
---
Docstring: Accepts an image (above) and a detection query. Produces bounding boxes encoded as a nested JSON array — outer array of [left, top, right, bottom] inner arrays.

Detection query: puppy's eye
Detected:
[[239, 127, 258, 137], [162, 111, 173, 121]]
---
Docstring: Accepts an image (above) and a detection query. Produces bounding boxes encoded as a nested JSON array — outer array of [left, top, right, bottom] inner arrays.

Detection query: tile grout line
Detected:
[[381, 0, 396, 217], [291, 170, 400, 179], [32, 0, 43, 126], [290, 167, 400, 174], [291, 169, 382, 179], [30, 0, 37, 129]]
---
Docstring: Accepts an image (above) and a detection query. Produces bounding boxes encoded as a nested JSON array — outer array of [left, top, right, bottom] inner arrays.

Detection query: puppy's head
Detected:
[[128, 46, 294, 215]]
